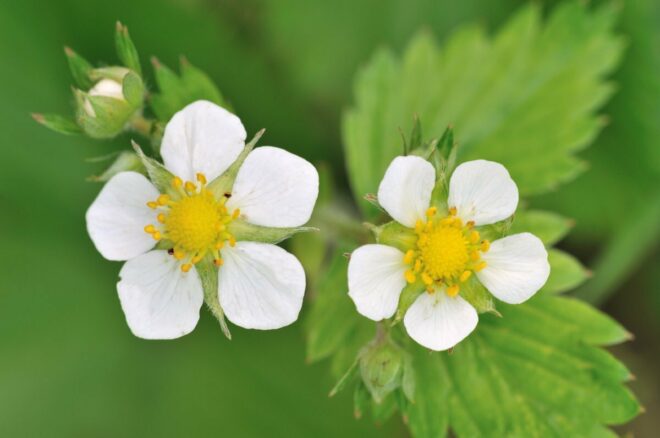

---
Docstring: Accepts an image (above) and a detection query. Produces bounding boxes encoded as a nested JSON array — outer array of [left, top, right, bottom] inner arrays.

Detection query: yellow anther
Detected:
[[181, 263, 192, 273], [147, 201, 158, 209], [414, 259, 422, 273], [213, 258, 224, 267], [426, 286, 435, 293], [144, 224, 156, 234], [440, 216, 454, 226], [228, 236, 236, 247], [475, 261, 487, 272], [173, 250, 185, 260], [215, 241, 225, 250], [157, 213, 166, 223], [403, 250, 415, 265], [232, 208, 241, 219], [426, 207, 437, 217], [152, 231, 162, 240], [196, 173, 207, 185], [460, 270, 472, 282], [447, 284, 460, 297], [480, 240, 490, 252], [191, 254, 203, 264], [449, 207, 457, 216], [421, 272, 433, 286], [466, 221, 475, 229], [470, 251, 481, 261], [469, 231, 480, 244], [184, 181, 197, 193], [172, 177, 183, 188], [157, 194, 170, 205], [415, 220, 424, 233], [404, 270, 416, 284], [215, 223, 226, 232]]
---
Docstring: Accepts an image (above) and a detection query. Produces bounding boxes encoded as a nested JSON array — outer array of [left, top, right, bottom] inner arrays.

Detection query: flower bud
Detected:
[[359, 334, 406, 403]]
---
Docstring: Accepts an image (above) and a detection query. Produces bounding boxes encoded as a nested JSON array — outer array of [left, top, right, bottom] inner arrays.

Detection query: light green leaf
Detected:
[[543, 248, 590, 294], [406, 295, 639, 437], [343, 2, 624, 219], [510, 210, 573, 246]]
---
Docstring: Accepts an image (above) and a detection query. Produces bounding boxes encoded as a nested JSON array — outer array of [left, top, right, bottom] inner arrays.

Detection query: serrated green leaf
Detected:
[[343, 2, 624, 219], [542, 248, 589, 294], [406, 294, 639, 437]]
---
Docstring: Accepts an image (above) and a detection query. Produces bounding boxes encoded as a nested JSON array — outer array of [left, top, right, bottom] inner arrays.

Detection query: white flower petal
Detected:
[[404, 291, 478, 351], [477, 233, 550, 304], [377, 156, 435, 228], [161, 100, 246, 182], [348, 244, 407, 321], [448, 160, 519, 226], [218, 242, 305, 330], [117, 250, 204, 340], [226, 146, 319, 227], [86, 171, 160, 261]]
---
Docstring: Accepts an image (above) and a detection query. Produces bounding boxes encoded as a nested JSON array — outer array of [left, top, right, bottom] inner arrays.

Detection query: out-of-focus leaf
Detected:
[[343, 2, 624, 219], [510, 210, 573, 246], [543, 248, 590, 294]]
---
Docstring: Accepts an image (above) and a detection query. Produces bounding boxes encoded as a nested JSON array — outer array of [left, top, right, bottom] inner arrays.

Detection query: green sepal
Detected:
[[542, 248, 590, 294], [150, 56, 228, 122], [207, 129, 265, 197], [227, 220, 317, 244], [121, 71, 145, 107], [86, 150, 145, 182], [429, 177, 449, 213], [196, 257, 231, 339], [329, 359, 359, 397], [74, 90, 132, 139], [64, 46, 93, 89], [402, 114, 423, 155], [114, 21, 142, 76], [477, 216, 514, 242], [359, 336, 405, 403], [394, 282, 423, 323], [353, 382, 370, 419], [89, 66, 130, 83], [510, 210, 574, 246], [460, 276, 498, 315], [372, 220, 417, 252], [31, 113, 82, 135], [131, 140, 177, 195]]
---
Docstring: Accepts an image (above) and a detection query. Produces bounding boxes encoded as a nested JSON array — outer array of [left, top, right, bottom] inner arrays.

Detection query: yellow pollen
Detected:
[[147, 201, 158, 209], [144, 173, 237, 272], [403, 209, 490, 298], [213, 258, 224, 267]]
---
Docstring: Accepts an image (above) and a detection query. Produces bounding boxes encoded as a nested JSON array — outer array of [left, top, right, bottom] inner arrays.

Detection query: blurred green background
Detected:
[[0, 0, 657, 436]]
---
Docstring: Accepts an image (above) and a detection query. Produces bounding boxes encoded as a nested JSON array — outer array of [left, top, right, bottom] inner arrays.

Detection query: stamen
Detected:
[[172, 177, 183, 188], [232, 208, 241, 219], [228, 236, 236, 247], [447, 284, 460, 297], [181, 263, 192, 273], [403, 250, 415, 265], [474, 261, 487, 272], [152, 231, 162, 240], [157, 194, 170, 205], [144, 224, 156, 234], [480, 240, 490, 252], [184, 181, 197, 193], [213, 258, 224, 267], [404, 270, 416, 284], [469, 231, 480, 244], [460, 270, 472, 282], [147, 201, 158, 209], [196, 173, 207, 186], [414, 259, 422, 273], [448, 206, 457, 216], [157, 213, 166, 223], [426, 207, 437, 217], [421, 272, 433, 286], [470, 251, 481, 261]]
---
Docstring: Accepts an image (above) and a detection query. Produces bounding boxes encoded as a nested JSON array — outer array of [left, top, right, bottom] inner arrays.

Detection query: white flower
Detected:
[[83, 72, 129, 117], [348, 156, 550, 351], [86, 100, 319, 339]]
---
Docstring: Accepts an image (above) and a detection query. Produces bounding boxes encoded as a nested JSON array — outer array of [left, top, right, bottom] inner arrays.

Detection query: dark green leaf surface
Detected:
[[343, 2, 624, 219]]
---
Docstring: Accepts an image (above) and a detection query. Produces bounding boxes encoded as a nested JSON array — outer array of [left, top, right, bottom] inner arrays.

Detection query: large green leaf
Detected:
[[342, 2, 624, 219]]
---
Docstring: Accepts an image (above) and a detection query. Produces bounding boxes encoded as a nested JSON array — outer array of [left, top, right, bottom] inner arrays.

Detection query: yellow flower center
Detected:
[[143, 173, 239, 272], [403, 207, 489, 297]]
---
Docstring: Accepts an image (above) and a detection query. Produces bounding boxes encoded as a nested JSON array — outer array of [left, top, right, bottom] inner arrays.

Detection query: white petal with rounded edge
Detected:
[[404, 291, 478, 351], [348, 244, 407, 321], [86, 171, 160, 261], [218, 242, 305, 330], [477, 233, 550, 304], [448, 160, 518, 226], [117, 250, 204, 340], [226, 146, 319, 227], [161, 100, 246, 182], [377, 156, 435, 228]]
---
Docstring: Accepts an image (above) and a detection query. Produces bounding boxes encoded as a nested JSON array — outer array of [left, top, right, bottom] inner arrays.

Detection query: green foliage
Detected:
[[343, 2, 624, 219], [149, 56, 229, 122], [510, 210, 573, 246]]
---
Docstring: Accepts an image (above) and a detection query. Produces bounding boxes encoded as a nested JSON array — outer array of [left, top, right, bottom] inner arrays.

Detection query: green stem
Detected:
[[573, 193, 660, 305]]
